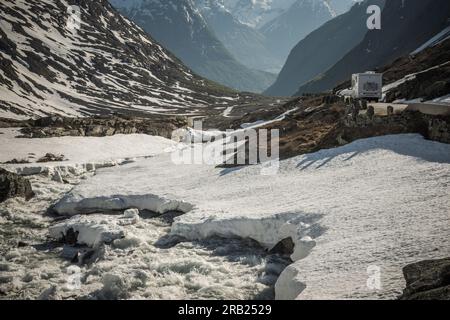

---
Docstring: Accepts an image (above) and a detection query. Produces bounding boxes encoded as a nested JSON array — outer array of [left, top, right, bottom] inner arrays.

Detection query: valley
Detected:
[[0, 0, 449, 302]]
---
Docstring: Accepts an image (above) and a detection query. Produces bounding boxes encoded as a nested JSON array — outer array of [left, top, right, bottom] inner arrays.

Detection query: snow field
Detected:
[[51, 133, 450, 299]]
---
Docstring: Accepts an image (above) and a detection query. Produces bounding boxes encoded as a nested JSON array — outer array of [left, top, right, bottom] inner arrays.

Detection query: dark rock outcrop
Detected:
[[400, 258, 450, 300], [0, 168, 35, 203], [257, 95, 449, 161], [2, 159, 30, 164], [37, 153, 66, 163], [428, 118, 450, 144], [17, 115, 189, 139]]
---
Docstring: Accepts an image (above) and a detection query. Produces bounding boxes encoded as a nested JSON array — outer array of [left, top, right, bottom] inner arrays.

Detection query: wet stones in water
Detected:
[[59, 228, 96, 264], [0, 168, 35, 202], [17, 241, 29, 248], [154, 234, 186, 249], [61, 228, 79, 246], [60, 245, 95, 264]]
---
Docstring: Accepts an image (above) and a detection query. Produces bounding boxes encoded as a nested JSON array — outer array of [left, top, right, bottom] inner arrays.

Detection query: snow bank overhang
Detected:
[[52, 185, 322, 300], [170, 210, 324, 300], [49, 215, 125, 248], [52, 192, 194, 216], [171, 211, 320, 262]]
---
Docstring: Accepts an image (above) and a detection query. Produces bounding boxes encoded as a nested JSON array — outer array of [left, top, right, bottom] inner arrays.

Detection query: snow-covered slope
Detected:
[[0, 0, 240, 120], [0, 128, 176, 166], [52, 133, 450, 299]]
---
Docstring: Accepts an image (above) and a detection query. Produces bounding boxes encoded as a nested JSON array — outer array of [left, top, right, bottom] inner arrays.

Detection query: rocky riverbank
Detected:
[[0, 168, 34, 203], [0, 115, 188, 139]]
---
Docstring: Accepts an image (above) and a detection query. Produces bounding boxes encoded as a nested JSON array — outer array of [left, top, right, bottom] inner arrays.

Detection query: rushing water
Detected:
[[0, 175, 291, 300]]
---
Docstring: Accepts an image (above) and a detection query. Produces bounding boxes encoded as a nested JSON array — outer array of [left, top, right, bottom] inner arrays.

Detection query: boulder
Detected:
[[0, 168, 35, 202], [400, 257, 450, 300], [37, 153, 66, 163]]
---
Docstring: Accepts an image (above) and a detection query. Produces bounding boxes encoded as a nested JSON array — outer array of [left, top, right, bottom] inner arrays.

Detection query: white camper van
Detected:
[[351, 72, 382, 100]]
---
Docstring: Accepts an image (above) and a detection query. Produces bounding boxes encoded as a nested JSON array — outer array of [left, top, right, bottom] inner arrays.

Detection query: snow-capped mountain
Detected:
[[260, 0, 335, 64], [222, 0, 355, 30], [109, 0, 276, 93], [193, 0, 356, 74], [193, 0, 283, 73], [0, 0, 242, 119], [222, 0, 298, 29]]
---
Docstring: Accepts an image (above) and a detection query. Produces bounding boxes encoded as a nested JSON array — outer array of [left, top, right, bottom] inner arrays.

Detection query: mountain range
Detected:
[[221, 0, 356, 69], [109, 0, 276, 93], [260, 0, 334, 67], [0, 0, 243, 119], [221, 0, 298, 29], [110, 0, 356, 90], [2, 0, 447, 123], [194, 0, 282, 73]]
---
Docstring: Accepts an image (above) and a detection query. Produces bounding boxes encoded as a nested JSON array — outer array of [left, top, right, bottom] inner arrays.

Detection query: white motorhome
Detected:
[[351, 72, 383, 100]]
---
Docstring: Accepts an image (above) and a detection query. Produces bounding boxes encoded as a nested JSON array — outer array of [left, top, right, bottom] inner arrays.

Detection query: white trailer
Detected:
[[351, 72, 382, 100]]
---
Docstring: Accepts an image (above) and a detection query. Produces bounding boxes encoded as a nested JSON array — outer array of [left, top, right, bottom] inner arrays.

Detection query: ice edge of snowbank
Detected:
[[53, 193, 194, 216], [52, 186, 321, 299], [170, 211, 322, 300]]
